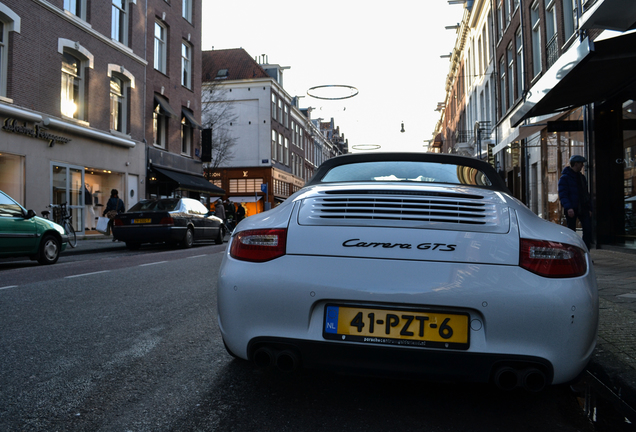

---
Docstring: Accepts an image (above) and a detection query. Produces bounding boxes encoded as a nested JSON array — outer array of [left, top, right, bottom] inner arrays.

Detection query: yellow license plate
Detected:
[[323, 305, 469, 350], [132, 218, 151, 224]]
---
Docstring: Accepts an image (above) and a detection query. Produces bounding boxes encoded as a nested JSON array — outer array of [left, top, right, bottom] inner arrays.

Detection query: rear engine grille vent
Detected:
[[303, 191, 499, 226]]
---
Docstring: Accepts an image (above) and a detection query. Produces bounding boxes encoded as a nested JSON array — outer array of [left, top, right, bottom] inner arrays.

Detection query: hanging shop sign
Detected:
[[2, 118, 71, 146]]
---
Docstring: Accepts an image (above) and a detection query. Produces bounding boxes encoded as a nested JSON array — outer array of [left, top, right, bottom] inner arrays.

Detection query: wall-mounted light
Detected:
[[440, 53, 452, 58]]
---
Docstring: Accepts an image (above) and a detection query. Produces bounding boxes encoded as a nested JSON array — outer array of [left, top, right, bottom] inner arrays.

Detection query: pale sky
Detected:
[[201, 1, 465, 153]]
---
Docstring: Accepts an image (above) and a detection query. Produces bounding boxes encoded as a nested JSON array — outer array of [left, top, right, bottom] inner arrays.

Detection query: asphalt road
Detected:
[[0, 244, 597, 431]]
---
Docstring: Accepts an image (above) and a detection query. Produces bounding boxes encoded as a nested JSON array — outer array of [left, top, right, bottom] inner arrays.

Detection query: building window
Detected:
[[229, 178, 263, 193], [271, 94, 277, 121], [563, 0, 576, 40], [284, 137, 289, 165], [153, 102, 167, 148], [64, 0, 85, 20], [284, 105, 289, 128], [516, 28, 523, 98], [545, 0, 556, 40], [181, 42, 191, 89], [531, 2, 541, 77], [154, 21, 167, 74], [497, 1, 503, 40], [181, 116, 192, 156], [111, 0, 127, 45], [0, 22, 5, 98], [278, 134, 283, 163], [507, 43, 515, 103], [278, 99, 283, 123], [110, 76, 124, 132], [61, 51, 83, 119], [271, 130, 277, 161], [182, 0, 192, 22], [500, 57, 507, 113]]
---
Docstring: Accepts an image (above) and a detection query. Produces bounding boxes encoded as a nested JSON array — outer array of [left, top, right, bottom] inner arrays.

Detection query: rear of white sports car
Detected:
[[217, 154, 598, 391]]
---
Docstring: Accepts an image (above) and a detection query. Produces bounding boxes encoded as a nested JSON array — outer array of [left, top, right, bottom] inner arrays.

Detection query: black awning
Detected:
[[151, 166, 225, 195], [512, 33, 636, 126], [182, 108, 203, 130], [154, 94, 179, 119]]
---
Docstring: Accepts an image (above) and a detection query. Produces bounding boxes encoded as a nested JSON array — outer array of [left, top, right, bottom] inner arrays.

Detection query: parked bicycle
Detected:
[[41, 202, 77, 248]]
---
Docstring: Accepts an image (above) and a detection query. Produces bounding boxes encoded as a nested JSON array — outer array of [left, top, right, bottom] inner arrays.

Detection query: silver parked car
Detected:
[[217, 152, 598, 391]]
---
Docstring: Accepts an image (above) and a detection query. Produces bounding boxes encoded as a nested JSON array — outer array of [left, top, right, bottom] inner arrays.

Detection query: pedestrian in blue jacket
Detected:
[[558, 155, 592, 249]]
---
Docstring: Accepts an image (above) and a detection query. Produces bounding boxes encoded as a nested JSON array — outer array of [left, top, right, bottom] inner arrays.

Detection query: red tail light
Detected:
[[159, 217, 174, 225], [230, 229, 287, 262], [113, 219, 123, 226], [520, 239, 587, 278]]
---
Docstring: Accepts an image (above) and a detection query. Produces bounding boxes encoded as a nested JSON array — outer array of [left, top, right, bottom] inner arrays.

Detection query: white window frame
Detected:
[[107, 64, 135, 135], [271, 130, 277, 161], [507, 43, 515, 104], [0, 5, 19, 99], [545, 0, 556, 40], [110, 75, 124, 132], [500, 57, 507, 113], [181, 115, 192, 156], [181, 41, 191, 89], [516, 28, 523, 98], [111, 0, 128, 45], [153, 102, 167, 148], [563, 0, 576, 41], [154, 21, 167, 74], [61, 51, 84, 120], [64, 0, 86, 20], [531, 2, 542, 77], [182, 0, 192, 23]]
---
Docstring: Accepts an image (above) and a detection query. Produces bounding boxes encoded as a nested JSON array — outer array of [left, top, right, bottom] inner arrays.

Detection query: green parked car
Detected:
[[0, 190, 68, 265]]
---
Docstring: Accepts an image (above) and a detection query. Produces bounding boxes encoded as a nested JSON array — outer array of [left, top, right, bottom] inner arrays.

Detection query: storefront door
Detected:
[[51, 163, 84, 231]]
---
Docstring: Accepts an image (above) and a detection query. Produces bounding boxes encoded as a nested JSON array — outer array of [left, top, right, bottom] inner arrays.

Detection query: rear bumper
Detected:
[[247, 336, 554, 384], [218, 253, 598, 385], [112, 225, 186, 243]]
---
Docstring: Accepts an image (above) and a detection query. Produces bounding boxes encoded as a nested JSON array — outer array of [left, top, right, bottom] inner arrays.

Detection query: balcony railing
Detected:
[[455, 130, 474, 143]]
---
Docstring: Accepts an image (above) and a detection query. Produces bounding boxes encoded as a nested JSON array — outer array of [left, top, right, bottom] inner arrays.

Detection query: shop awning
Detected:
[[182, 108, 203, 130], [154, 94, 179, 119], [580, 0, 636, 32], [151, 166, 225, 195], [511, 32, 636, 127], [229, 196, 262, 203]]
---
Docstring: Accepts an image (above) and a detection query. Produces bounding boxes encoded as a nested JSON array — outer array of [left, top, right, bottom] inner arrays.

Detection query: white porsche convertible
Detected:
[[217, 152, 598, 391]]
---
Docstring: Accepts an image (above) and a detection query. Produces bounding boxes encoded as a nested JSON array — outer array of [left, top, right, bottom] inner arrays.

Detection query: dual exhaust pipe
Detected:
[[493, 366, 547, 392], [253, 347, 300, 372]]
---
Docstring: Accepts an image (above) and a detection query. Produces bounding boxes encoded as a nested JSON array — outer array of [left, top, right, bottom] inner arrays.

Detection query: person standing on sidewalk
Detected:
[[103, 189, 125, 240], [558, 155, 592, 249]]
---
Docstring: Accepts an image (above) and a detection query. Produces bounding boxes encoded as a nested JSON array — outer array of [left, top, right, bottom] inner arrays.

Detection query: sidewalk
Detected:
[[63, 238, 636, 403], [587, 248, 636, 411]]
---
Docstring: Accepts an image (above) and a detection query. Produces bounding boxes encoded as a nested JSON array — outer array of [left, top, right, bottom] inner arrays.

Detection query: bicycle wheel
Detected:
[[65, 221, 77, 248]]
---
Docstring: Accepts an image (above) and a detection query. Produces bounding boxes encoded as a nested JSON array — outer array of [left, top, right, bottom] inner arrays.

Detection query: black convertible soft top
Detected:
[[305, 152, 510, 193]]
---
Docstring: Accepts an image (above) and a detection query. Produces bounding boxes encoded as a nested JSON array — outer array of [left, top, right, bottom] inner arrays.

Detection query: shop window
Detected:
[[229, 178, 263, 193], [0, 153, 25, 204], [154, 21, 167, 74]]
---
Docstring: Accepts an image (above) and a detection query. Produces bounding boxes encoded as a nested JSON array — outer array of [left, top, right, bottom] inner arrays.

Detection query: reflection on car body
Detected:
[[112, 197, 225, 250], [0, 190, 68, 264], [217, 152, 599, 391]]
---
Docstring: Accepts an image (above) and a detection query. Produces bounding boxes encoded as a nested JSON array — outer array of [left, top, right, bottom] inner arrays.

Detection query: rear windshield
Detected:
[[319, 161, 493, 187], [128, 199, 180, 212]]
